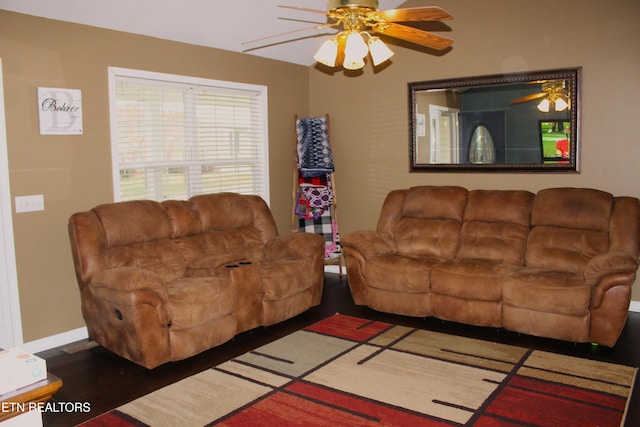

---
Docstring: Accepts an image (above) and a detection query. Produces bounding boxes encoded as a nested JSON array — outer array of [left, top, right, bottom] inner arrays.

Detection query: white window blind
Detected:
[[108, 67, 269, 203]]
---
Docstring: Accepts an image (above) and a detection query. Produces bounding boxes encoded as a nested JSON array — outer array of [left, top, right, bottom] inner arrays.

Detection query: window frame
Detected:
[[107, 66, 270, 204]]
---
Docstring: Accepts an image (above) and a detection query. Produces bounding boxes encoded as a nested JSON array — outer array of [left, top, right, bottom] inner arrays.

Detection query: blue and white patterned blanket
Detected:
[[296, 117, 335, 178]]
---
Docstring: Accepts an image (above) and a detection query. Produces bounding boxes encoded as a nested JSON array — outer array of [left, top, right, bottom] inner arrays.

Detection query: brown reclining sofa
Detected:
[[342, 186, 640, 347], [68, 192, 325, 368]]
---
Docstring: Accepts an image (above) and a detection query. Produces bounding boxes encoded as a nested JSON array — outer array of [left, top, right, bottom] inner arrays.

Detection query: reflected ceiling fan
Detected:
[[511, 81, 569, 112], [247, 0, 454, 70]]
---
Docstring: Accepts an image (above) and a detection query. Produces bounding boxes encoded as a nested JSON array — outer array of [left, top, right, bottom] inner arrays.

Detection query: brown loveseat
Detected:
[[342, 186, 640, 346], [68, 192, 325, 368]]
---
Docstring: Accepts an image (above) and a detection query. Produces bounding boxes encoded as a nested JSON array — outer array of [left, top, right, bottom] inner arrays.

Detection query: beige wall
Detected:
[[309, 0, 640, 300], [1, 0, 639, 344], [0, 10, 309, 342]]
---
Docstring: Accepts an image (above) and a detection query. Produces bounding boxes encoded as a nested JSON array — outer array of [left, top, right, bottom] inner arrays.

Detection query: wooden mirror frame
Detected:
[[408, 67, 581, 172]]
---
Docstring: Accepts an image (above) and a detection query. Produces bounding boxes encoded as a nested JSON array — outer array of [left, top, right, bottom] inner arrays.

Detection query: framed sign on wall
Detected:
[[38, 87, 83, 135]]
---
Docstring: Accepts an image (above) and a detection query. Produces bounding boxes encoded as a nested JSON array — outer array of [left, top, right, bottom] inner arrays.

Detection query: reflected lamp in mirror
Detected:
[[516, 81, 571, 113], [469, 125, 496, 164], [537, 97, 568, 113], [408, 67, 581, 172]]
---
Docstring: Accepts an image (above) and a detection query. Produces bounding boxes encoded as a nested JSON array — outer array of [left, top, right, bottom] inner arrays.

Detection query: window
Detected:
[[108, 67, 269, 203]]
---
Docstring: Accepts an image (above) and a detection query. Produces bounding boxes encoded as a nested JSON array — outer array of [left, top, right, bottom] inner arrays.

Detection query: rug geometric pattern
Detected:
[[80, 314, 637, 427]]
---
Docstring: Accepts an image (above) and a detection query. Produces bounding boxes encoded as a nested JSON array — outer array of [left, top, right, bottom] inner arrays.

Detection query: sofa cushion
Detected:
[[106, 240, 186, 282], [402, 186, 468, 220], [260, 260, 311, 301], [203, 229, 265, 262], [92, 200, 187, 282], [457, 190, 533, 265], [525, 188, 613, 273], [162, 200, 203, 237], [94, 200, 171, 247], [173, 228, 266, 267], [367, 287, 432, 317], [191, 192, 255, 230], [396, 218, 462, 258], [502, 305, 589, 343], [458, 222, 530, 265], [394, 186, 467, 258], [503, 270, 591, 316], [531, 188, 613, 231], [526, 227, 609, 274], [165, 277, 236, 330], [464, 190, 534, 226], [431, 259, 516, 301], [364, 254, 438, 293]]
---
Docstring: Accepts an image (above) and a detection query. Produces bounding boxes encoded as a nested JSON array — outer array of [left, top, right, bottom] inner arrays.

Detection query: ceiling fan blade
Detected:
[[510, 92, 547, 104], [376, 23, 453, 50], [242, 23, 336, 45], [277, 5, 328, 15], [278, 17, 327, 25], [376, 6, 453, 23]]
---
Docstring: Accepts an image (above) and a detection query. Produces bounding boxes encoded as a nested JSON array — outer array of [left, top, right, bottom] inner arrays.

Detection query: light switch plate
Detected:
[[15, 195, 45, 213]]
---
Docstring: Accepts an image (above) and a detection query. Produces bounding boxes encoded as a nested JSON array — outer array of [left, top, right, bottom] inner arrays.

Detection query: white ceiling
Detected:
[[0, 0, 406, 66]]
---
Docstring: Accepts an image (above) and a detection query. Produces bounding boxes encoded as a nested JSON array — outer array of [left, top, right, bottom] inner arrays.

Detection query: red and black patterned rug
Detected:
[[80, 314, 637, 426]]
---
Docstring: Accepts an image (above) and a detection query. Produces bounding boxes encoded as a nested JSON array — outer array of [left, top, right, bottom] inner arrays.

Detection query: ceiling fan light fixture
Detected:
[[368, 36, 394, 66], [344, 31, 368, 58], [555, 97, 568, 112], [343, 31, 368, 69], [314, 38, 339, 67], [250, 3, 453, 70], [343, 53, 366, 70], [305, 2, 451, 70], [537, 99, 551, 113]]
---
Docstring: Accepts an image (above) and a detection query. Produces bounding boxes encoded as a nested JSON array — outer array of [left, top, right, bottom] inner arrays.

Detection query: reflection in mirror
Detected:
[[469, 125, 495, 164], [409, 68, 581, 172]]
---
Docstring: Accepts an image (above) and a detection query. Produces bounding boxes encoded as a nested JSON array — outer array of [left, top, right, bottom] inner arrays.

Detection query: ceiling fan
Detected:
[[511, 81, 570, 112], [248, 0, 454, 70]]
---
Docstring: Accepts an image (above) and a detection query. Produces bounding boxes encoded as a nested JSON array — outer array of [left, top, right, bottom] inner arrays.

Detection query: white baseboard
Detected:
[[23, 326, 88, 355], [20, 293, 640, 354]]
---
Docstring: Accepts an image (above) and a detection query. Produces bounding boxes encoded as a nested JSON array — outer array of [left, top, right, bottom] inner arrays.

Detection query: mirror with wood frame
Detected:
[[408, 67, 581, 172]]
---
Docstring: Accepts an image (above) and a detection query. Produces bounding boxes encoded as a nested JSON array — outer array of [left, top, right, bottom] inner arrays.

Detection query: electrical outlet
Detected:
[[15, 195, 45, 213]]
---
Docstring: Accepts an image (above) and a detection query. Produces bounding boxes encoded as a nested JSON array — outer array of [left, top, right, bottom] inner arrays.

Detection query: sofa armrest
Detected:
[[584, 252, 639, 285], [82, 267, 173, 368], [590, 272, 636, 310], [90, 267, 169, 303], [265, 232, 325, 261], [341, 230, 395, 259]]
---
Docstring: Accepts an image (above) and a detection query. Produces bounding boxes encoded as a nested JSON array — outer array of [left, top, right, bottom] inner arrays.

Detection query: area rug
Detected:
[[80, 314, 637, 427]]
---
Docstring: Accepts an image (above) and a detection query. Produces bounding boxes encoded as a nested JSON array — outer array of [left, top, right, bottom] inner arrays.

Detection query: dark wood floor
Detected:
[[39, 273, 640, 427]]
